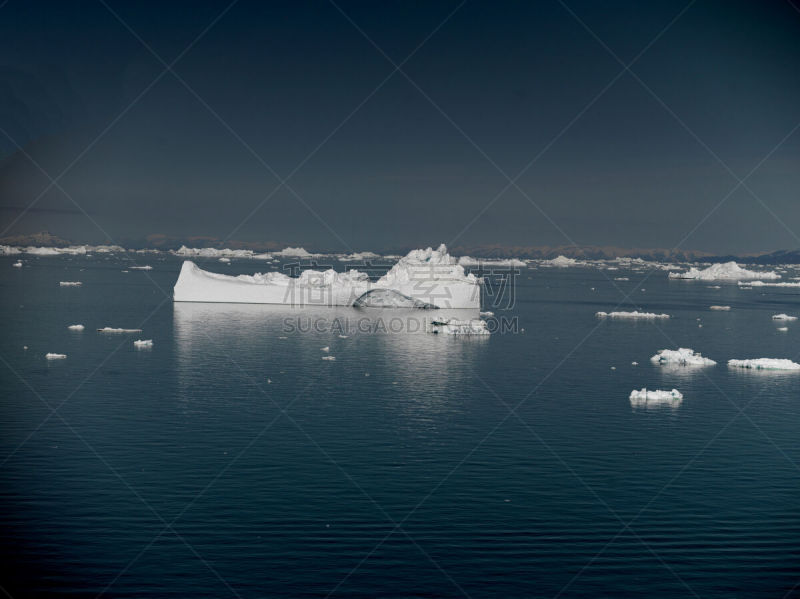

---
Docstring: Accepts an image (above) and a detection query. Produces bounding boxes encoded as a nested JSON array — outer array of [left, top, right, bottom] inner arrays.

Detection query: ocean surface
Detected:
[[2, 254, 800, 598]]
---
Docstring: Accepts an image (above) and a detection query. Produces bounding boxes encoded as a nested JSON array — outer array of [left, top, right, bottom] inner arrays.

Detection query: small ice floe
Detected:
[[129, 265, 153, 270], [772, 314, 798, 321], [631, 361, 638, 366], [777, 327, 789, 332], [650, 348, 716, 366], [707, 285, 721, 289], [709, 305, 730, 311], [728, 358, 800, 371], [219, 257, 231, 263], [321, 346, 330, 352], [629, 388, 683, 408], [97, 327, 143, 333], [613, 277, 629, 281], [45, 353, 67, 360], [67, 324, 85, 331], [670, 262, 779, 281], [427, 318, 490, 335], [480, 311, 494, 317], [610, 366, 616, 370], [59, 281, 82, 287], [12, 260, 22, 268], [596, 311, 670, 319], [133, 339, 153, 348], [321, 355, 336, 361], [338, 335, 349, 339], [744, 280, 800, 288], [542, 255, 580, 267]]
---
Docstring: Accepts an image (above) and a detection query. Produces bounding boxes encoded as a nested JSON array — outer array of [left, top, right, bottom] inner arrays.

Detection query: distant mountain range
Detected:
[[2, 231, 799, 264]]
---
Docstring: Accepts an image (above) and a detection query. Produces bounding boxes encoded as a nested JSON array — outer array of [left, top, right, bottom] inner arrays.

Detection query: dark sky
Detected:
[[1, 0, 799, 253]]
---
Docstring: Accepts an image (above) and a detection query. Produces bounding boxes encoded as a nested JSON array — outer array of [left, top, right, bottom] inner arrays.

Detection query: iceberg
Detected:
[[133, 339, 153, 348], [45, 353, 67, 360], [427, 318, 490, 336], [596, 311, 670, 319], [275, 247, 313, 258], [669, 262, 779, 281], [321, 355, 336, 361], [728, 358, 800, 371], [458, 256, 526, 267], [650, 348, 716, 366], [743, 280, 800, 288], [542, 255, 580, 267], [60, 281, 82, 287], [173, 244, 480, 309], [98, 327, 143, 333], [772, 314, 797, 321], [709, 305, 730, 311], [778, 327, 789, 332], [129, 265, 153, 270], [629, 388, 683, 408], [12, 260, 22, 268], [67, 324, 85, 331]]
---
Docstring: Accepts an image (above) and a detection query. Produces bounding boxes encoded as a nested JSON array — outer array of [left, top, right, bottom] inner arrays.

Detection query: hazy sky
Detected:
[[1, 0, 799, 253]]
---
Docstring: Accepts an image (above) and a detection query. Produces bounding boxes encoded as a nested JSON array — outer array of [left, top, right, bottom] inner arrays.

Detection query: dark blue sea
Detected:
[[2, 253, 800, 598]]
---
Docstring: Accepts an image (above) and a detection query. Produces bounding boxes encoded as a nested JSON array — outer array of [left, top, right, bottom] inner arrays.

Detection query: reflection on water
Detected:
[[173, 303, 488, 416]]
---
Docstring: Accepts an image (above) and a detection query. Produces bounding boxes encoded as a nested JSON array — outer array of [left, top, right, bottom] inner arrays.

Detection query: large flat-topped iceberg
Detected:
[[669, 262, 779, 281], [728, 358, 800, 371], [650, 348, 716, 366], [173, 244, 480, 309]]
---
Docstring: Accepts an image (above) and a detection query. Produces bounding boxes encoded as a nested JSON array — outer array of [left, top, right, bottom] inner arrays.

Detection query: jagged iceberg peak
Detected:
[[669, 261, 780, 281], [378, 244, 475, 287]]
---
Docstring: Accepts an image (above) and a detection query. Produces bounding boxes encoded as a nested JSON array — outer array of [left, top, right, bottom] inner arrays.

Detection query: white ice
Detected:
[[133, 339, 153, 348], [427, 318, 490, 336], [541, 255, 580, 267], [772, 314, 798, 321], [650, 348, 716, 366], [45, 353, 67, 360], [709, 305, 731, 311], [743, 280, 800, 288], [67, 324, 85, 331], [458, 256, 526, 267], [98, 327, 143, 333], [629, 388, 683, 408], [669, 262, 779, 281], [596, 311, 670, 319], [321, 355, 336, 361], [12, 260, 22, 268], [728, 358, 800, 371], [60, 281, 82, 287], [129, 265, 153, 270]]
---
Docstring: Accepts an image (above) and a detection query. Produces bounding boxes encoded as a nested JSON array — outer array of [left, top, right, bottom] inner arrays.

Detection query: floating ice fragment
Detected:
[[772, 314, 797, 321], [320, 346, 329, 352], [743, 280, 800, 288], [542, 255, 579, 267], [133, 339, 153, 348], [670, 262, 779, 281], [480, 311, 494, 317], [596, 311, 670, 319], [709, 305, 730, 311], [427, 318, 490, 335], [97, 327, 143, 333], [650, 348, 716, 366], [321, 355, 336, 361], [629, 388, 683, 408], [59, 281, 82, 287], [45, 353, 67, 360], [613, 277, 629, 281], [778, 327, 788, 332], [12, 261, 22, 268], [67, 324, 85, 331], [129, 265, 152, 270], [728, 358, 800, 371]]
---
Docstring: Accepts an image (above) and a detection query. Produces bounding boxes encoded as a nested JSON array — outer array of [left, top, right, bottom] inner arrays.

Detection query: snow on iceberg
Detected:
[[650, 348, 716, 366], [596, 311, 670, 319], [173, 244, 480, 309], [669, 262, 779, 281], [98, 327, 143, 333], [427, 318, 490, 336], [728, 358, 800, 371], [60, 281, 82, 287], [45, 353, 67, 360], [629, 388, 683, 408], [67, 324, 85, 331], [133, 339, 153, 348], [772, 314, 797, 321]]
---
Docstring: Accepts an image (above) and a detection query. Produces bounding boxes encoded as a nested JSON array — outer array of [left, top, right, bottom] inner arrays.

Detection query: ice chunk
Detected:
[[742, 280, 800, 288], [45, 353, 67, 360], [219, 257, 231, 263], [59, 281, 82, 287], [98, 327, 143, 333], [650, 348, 716, 366], [596, 311, 670, 319], [613, 277, 629, 281], [320, 346, 329, 352], [321, 355, 336, 361], [133, 339, 153, 348], [427, 318, 490, 336], [709, 305, 730, 311], [67, 324, 85, 331], [129, 265, 152, 270], [276, 247, 313, 258], [12, 260, 22, 268], [458, 256, 526, 267], [777, 327, 789, 332], [670, 262, 779, 281], [542, 255, 579, 267], [772, 314, 797, 321], [480, 311, 494, 317], [629, 388, 683, 408], [173, 244, 480, 309], [728, 358, 800, 371]]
